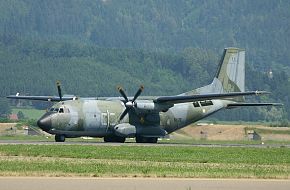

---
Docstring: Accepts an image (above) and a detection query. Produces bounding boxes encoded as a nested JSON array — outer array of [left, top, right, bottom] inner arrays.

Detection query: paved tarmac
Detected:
[[0, 139, 290, 148], [1, 177, 290, 190]]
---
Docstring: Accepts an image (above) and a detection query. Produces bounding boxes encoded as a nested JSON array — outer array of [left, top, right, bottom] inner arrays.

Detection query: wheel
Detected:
[[136, 136, 158, 143], [104, 135, 125, 143], [148, 137, 158, 143], [55, 134, 65, 142]]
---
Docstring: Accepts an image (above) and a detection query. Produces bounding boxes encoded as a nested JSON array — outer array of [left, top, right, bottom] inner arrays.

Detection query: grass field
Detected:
[[0, 144, 289, 179], [11, 108, 45, 120]]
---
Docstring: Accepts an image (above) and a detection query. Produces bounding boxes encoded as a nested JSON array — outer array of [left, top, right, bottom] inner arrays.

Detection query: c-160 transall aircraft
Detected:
[[7, 48, 282, 143]]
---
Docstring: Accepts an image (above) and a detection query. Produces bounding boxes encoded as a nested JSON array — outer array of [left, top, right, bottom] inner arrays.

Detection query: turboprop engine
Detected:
[[134, 100, 171, 113]]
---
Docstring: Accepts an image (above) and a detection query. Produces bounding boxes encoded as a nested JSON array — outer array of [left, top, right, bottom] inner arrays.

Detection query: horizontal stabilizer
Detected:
[[227, 103, 283, 108]]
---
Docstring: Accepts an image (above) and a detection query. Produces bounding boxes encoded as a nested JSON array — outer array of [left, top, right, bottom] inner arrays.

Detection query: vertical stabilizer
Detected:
[[214, 47, 245, 93], [182, 48, 245, 102]]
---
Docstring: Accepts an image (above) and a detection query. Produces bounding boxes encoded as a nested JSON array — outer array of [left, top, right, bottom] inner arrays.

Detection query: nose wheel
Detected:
[[55, 134, 65, 142]]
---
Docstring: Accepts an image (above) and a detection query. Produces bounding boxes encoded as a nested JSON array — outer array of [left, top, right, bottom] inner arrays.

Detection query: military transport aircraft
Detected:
[[7, 48, 282, 143]]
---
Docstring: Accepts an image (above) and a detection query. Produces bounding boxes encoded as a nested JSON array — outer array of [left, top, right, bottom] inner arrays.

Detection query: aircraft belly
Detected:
[[49, 129, 111, 137]]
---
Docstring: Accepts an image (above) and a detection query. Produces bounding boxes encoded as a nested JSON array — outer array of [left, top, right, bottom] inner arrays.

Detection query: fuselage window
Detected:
[[193, 102, 200, 107], [200, 100, 213, 106], [49, 108, 55, 112], [54, 108, 59, 113]]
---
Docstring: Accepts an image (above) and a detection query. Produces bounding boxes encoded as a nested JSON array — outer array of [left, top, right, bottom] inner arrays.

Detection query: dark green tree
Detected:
[[17, 111, 25, 120], [0, 98, 11, 117]]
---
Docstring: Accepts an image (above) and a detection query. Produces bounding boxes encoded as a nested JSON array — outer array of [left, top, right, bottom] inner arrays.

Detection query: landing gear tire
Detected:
[[136, 136, 158, 143], [104, 135, 126, 143], [55, 134, 65, 142]]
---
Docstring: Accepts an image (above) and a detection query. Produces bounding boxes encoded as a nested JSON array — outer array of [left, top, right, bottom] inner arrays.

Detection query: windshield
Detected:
[[49, 106, 69, 113]]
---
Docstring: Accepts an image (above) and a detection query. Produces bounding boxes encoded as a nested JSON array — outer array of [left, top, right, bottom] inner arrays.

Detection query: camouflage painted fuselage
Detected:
[[41, 98, 227, 138]]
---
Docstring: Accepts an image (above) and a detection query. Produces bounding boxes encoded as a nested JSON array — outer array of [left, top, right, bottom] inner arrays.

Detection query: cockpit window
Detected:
[[59, 108, 64, 113], [49, 106, 69, 113]]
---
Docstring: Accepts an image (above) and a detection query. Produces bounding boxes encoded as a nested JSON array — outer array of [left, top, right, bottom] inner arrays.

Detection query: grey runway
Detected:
[[0, 177, 290, 190], [0, 139, 289, 148]]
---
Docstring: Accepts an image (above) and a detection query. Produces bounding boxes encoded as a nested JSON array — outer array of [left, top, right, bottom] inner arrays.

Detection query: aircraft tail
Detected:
[[212, 47, 245, 93], [183, 47, 246, 101]]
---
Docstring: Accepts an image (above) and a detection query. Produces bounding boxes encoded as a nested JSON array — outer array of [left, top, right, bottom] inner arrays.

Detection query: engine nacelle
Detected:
[[114, 123, 136, 138], [135, 102, 156, 110], [134, 101, 170, 113]]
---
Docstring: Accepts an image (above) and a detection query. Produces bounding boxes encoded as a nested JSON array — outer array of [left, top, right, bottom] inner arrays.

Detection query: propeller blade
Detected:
[[132, 85, 144, 102], [119, 107, 130, 121], [56, 81, 62, 101], [117, 86, 128, 102]]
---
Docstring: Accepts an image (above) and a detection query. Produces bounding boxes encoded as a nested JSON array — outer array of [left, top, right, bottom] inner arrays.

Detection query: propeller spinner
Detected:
[[118, 85, 144, 121]]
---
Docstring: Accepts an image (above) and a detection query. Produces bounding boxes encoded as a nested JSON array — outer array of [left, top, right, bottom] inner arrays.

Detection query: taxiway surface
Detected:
[[0, 139, 289, 148], [1, 177, 290, 190]]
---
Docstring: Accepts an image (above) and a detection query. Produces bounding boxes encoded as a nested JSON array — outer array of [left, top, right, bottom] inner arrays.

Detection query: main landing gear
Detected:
[[104, 135, 126, 143], [135, 136, 158, 143], [103, 135, 158, 143], [55, 134, 65, 142]]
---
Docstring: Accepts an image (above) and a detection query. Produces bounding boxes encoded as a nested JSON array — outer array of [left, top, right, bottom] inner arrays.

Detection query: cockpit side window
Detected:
[[59, 108, 64, 113]]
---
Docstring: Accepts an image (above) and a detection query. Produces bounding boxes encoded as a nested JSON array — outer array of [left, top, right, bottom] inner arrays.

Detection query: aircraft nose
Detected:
[[37, 116, 52, 132]]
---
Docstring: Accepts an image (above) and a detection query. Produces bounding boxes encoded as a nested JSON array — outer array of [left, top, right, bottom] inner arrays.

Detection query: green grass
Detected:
[[1, 133, 290, 145], [129, 138, 290, 145], [0, 135, 51, 141], [0, 144, 289, 178], [11, 108, 45, 120]]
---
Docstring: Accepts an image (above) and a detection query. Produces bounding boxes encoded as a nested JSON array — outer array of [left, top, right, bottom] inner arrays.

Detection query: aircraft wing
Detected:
[[6, 95, 75, 102], [154, 91, 269, 104]]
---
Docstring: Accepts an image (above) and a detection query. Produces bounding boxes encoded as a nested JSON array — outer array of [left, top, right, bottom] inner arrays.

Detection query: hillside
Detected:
[[0, 0, 289, 121], [1, 0, 289, 71]]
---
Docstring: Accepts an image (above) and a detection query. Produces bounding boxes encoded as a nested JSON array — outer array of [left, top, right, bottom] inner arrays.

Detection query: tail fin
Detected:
[[183, 48, 245, 101], [213, 47, 245, 93]]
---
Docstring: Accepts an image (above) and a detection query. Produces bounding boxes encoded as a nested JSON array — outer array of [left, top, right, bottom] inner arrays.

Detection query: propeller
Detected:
[[56, 81, 62, 101], [118, 85, 144, 121]]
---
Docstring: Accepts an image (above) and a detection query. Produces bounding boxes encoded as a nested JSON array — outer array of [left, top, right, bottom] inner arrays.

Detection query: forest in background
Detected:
[[0, 0, 289, 122]]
